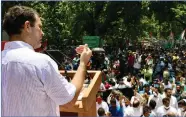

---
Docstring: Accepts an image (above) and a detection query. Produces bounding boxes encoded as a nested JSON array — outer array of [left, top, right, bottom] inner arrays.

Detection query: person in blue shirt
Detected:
[[109, 97, 124, 117]]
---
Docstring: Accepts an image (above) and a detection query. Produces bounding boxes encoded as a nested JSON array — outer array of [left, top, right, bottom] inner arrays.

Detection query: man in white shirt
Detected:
[[156, 97, 178, 116], [162, 79, 173, 89], [133, 53, 141, 75], [2, 6, 92, 116], [148, 87, 163, 112], [162, 88, 178, 109], [124, 99, 143, 117], [107, 90, 124, 107], [96, 93, 109, 115], [124, 77, 132, 88], [130, 88, 143, 105], [149, 100, 157, 117], [140, 106, 151, 117]]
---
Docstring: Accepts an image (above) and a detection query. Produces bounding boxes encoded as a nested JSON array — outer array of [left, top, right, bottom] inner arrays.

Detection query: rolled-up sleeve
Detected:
[[39, 59, 76, 105]]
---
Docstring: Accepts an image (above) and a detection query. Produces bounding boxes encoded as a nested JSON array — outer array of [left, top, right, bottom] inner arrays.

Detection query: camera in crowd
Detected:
[[91, 48, 106, 70], [92, 48, 105, 61]]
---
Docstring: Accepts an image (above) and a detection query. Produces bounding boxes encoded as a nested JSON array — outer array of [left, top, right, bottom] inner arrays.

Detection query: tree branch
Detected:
[[175, 18, 186, 28]]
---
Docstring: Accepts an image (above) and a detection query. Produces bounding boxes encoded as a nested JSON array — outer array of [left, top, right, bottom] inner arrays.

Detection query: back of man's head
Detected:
[[164, 88, 172, 93], [143, 106, 151, 115], [149, 99, 156, 110], [3, 5, 38, 36], [127, 77, 131, 82], [162, 97, 170, 105], [133, 99, 140, 108], [110, 98, 116, 105], [98, 107, 105, 117]]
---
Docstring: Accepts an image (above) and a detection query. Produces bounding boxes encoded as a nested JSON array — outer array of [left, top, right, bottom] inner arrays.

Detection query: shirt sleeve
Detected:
[[39, 59, 76, 105], [104, 102, 109, 113], [124, 108, 130, 117], [174, 97, 178, 109]]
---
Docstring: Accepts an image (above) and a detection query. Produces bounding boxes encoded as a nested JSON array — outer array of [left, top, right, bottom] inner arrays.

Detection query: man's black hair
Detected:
[[3, 5, 38, 36]]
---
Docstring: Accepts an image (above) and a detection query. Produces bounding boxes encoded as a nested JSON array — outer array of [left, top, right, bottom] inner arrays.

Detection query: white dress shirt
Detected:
[[124, 78, 132, 88], [156, 106, 178, 116], [163, 82, 173, 89], [2, 41, 76, 116], [162, 94, 178, 110], [151, 110, 157, 117], [178, 108, 186, 117], [124, 106, 143, 117], [96, 101, 109, 114], [148, 93, 163, 112], [130, 93, 143, 105], [133, 55, 141, 69]]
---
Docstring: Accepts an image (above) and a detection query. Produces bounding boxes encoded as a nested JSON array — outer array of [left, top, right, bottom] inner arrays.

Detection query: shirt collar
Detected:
[[4, 41, 34, 50]]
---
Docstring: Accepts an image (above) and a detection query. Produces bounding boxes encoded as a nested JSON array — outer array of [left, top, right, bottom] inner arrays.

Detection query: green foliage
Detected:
[[171, 2, 186, 29], [2, 1, 186, 48]]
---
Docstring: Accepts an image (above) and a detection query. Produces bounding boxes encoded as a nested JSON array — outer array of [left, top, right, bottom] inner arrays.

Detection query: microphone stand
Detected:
[[44, 50, 71, 82]]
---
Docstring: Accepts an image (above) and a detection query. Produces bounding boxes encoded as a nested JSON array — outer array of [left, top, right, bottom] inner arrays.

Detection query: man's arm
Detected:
[[42, 45, 92, 106], [68, 62, 87, 103], [64, 44, 92, 105]]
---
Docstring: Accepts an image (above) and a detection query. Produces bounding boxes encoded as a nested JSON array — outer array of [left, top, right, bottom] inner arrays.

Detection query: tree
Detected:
[[2, 1, 186, 49]]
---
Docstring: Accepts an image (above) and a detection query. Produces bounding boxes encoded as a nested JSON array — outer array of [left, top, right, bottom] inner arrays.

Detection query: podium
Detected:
[[59, 70, 102, 116]]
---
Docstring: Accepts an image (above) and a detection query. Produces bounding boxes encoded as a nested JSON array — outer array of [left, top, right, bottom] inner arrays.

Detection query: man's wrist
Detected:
[[79, 62, 87, 71]]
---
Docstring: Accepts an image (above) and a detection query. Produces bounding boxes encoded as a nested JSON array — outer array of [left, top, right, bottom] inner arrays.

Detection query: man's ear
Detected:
[[24, 21, 31, 32]]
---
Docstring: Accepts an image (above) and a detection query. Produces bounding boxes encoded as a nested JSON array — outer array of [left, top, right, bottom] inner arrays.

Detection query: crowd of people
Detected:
[[69, 46, 186, 117]]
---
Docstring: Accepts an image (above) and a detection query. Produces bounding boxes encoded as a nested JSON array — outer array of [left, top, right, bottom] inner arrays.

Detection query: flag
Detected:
[[180, 29, 185, 40], [168, 31, 174, 48]]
